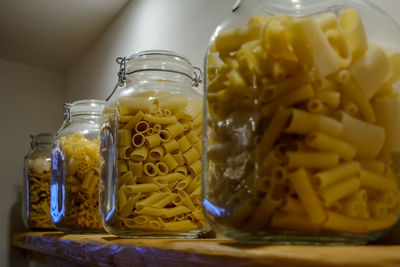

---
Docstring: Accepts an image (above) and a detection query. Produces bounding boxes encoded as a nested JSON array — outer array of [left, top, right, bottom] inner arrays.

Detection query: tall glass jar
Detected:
[[23, 133, 55, 230], [203, 0, 400, 244], [51, 100, 105, 233], [100, 50, 209, 238]]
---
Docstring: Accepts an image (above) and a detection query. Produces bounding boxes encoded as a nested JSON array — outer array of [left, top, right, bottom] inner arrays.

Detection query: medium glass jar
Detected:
[[23, 133, 55, 230], [100, 50, 209, 238], [203, 0, 400, 244], [51, 100, 105, 233]]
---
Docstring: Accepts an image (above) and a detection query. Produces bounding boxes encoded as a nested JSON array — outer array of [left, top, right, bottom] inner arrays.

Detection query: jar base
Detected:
[[54, 226, 106, 234], [104, 226, 214, 239], [214, 223, 395, 245]]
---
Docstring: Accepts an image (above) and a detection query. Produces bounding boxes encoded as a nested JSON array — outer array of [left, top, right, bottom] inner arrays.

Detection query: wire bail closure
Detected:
[[106, 57, 127, 101], [64, 103, 72, 124], [106, 55, 202, 101], [192, 67, 202, 87], [29, 134, 36, 150]]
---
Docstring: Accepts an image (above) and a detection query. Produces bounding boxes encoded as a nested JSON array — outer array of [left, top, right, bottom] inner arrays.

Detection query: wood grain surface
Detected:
[[11, 232, 400, 267]]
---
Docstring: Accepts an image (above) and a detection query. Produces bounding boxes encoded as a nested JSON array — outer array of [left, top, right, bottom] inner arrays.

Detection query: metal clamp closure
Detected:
[[64, 103, 72, 124], [192, 67, 203, 87]]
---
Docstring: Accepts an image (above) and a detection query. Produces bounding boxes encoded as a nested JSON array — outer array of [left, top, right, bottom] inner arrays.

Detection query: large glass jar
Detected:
[[51, 100, 105, 233], [100, 50, 209, 238], [23, 133, 55, 230], [203, 0, 400, 244]]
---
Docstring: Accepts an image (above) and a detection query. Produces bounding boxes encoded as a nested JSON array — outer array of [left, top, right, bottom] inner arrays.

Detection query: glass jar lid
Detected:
[[126, 50, 194, 79], [67, 99, 106, 116], [30, 133, 54, 149], [234, 0, 342, 16]]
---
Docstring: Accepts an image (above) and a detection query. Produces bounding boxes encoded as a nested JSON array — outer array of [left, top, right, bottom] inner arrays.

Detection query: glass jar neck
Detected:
[[34, 143, 52, 152], [69, 114, 102, 123], [237, 0, 343, 17], [125, 71, 193, 92]]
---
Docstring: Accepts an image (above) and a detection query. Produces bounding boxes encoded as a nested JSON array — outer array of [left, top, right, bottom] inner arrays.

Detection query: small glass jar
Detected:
[[100, 50, 210, 238], [23, 133, 55, 230], [51, 100, 105, 233], [204, 0, 400, 244]]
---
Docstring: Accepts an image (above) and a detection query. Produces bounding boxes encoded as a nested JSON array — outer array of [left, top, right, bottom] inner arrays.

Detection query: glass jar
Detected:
[[23, 133, 55, 230], [203, 0, 400, 244], [100, 50, 210, 238], [51, 100, 105, 233]]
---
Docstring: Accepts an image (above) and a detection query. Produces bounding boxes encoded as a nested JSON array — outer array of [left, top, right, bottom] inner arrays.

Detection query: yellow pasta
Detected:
[[288, 17, 340, 77], [121, 111, 145, 131], [319, 177, 361, 206], [185, 131, 199, 145], [318, 12, 338, 32], [338, 8, 367, 59], [149, 147, 164, 161], [130, 146, 148, 161], [285, 108, 342, 136], [157, 93, 188, 110], [144, 134, 161, 149], [288, 169, 326, 224], [183, 147, 200, 165], [177, 136, 192, 153], [56, 133, 103, 230], [286, 151, 339, 169], [161, 153, 179, 170], [351, 44, 391, 100], [188, 160, 201, 176], [132, 133, 145, 147], [305, 131, 356, 160], [143, 162, 157, 176], [165, 123, 185, 138], [323, 211, 397, 234], [172, 152, 185, 166], [257, 106, 291, 160], [135, 121, 150, 133], [374, 97, 400, 154], [325, 30, 352, 68], [205, 9, 400, 237], [158, 130, 171, 142], [162, 139, 179, 153], [143, 114, 177, 124], [360, 169, 397, 192], [271, 211, 321, 232], [156, 162, 169, 175], [117, 130, 132, 146], [261, 83, 315, 117], [313, 161, 361, 189], [336, 111, 384, 159], [119, 96, 154, 115]]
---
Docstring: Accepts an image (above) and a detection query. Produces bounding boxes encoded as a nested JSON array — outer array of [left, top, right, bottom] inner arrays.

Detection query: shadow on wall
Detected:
[[9, 185, 29, 267]]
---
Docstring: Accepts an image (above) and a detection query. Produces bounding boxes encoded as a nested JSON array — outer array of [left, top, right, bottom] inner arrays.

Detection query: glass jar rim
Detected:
[[125, 50, 194, 78], [31, 133, 54, 145], [69, 99, 106, 116]]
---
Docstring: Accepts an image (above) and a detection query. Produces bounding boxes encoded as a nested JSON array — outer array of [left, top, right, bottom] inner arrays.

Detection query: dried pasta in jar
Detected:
[[100, 51, 210, 238], [23, 133, 55, 230], [205, 2, 400, 244], [51, 100, 105, 232]]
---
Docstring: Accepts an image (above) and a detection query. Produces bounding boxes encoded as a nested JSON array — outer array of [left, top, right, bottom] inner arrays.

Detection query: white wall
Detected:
[[66, 0, 235, 101], [66, 0, 400, 102], [0, 58, 65, 267]]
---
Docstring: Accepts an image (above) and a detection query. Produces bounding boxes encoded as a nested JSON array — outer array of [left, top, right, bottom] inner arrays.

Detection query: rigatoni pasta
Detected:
[[111, 91, 206, 232], [205, 8, 400, 237], [55, 132, 103, 230]]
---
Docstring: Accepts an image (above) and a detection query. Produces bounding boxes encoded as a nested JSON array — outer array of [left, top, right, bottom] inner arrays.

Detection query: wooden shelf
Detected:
[[11, 231, 400, 266]]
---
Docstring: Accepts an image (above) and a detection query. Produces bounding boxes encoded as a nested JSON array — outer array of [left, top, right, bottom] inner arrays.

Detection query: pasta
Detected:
[[26, 155, 54, 229], [55, 132, 103, 230], [110, 91, 206, 232], [205, 8, 400, 236]]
